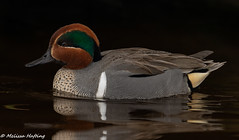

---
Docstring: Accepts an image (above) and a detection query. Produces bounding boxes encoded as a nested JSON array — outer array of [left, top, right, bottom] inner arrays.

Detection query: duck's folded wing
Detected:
[[103, 48, 211, 76]]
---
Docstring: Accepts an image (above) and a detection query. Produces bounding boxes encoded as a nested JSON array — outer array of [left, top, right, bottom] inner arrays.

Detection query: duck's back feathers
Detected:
[[101, 48, 217, 76]]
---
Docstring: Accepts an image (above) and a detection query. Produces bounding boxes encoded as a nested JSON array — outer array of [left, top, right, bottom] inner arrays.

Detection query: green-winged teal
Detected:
[[26, 23, 225, 99]]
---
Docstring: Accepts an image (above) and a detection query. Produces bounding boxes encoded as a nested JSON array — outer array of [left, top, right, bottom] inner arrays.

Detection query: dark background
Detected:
[[1, 0, 238, 90]]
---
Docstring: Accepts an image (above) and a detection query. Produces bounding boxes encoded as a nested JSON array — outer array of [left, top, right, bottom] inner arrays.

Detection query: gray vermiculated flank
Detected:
[[105, 69, 190, 99]]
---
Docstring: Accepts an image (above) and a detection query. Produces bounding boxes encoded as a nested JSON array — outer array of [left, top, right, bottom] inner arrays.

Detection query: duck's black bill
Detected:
[[25, 49, 54, 67]]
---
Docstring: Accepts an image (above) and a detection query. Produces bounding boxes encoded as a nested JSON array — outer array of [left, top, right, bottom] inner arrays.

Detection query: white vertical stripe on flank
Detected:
[[96, 72, 107, 99]]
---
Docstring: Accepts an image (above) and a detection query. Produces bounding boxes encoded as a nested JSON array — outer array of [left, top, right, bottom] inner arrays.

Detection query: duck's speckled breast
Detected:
[[53, 68, 77, 94], [53, 65, 102, 98]]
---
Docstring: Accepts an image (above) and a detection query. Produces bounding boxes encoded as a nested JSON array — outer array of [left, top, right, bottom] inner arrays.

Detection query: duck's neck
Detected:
[[93, 44, 102, 62]]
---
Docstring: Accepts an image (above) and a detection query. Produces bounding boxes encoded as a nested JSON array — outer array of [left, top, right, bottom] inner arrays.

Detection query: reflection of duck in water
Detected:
[[53, 94, 189, 123], [26, 23, 225, 99], [52, 93, 222, 140]]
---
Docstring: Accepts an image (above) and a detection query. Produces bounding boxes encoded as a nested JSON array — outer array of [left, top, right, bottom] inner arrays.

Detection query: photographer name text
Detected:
[[0, 133, 45, 139]]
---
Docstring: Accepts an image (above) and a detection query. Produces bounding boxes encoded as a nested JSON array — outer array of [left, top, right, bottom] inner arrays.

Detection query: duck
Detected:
[[25, 23, 225, 99]]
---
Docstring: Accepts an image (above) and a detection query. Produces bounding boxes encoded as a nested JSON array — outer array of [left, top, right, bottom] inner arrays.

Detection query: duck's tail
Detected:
[[188, 62, 225, 88], [190, 50, 214, 59], [188, 50, 226, 88]]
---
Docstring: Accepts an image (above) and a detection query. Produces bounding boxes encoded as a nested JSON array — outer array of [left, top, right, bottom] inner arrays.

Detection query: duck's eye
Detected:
[[61, 42, 67, 46]]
